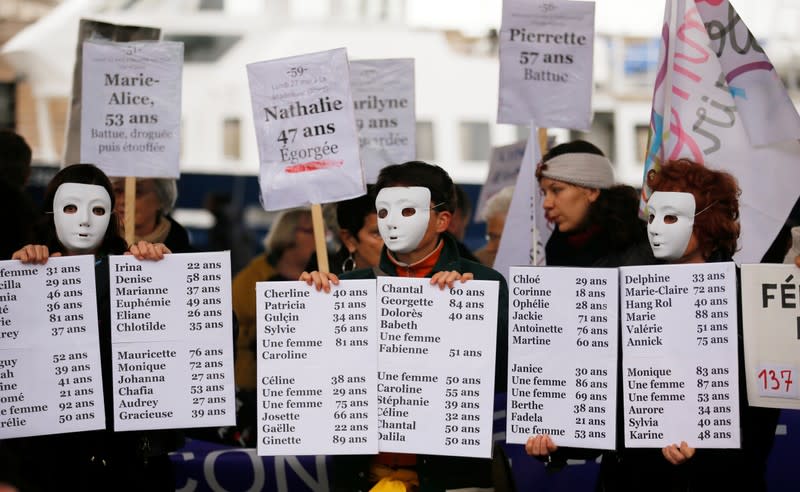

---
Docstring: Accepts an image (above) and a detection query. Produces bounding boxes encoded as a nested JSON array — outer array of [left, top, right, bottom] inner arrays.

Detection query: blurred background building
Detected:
[[2, 0, 799, 251]]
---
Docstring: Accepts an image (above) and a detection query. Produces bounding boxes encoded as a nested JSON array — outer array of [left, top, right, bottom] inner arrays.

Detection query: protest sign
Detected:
[[247, 48, 364, 210], [507, 266, 618, 449], [377, 277, 498, 458], [475, 140, 526, 223], [109, 252, 235, 431], [65, 19, 160, 166], [350, 59, 416, 183], [0, 256, 105, 438], [81, 40, 183, 178], [620, 263, 739, 448], [256, 280, 378, 456], [498, 0, 595, 129], [741, 264, 800, 409], [493, 128, 548, 279]]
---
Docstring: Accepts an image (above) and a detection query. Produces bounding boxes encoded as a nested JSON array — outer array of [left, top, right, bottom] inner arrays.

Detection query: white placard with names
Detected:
[[81, 41, 183, 178], [350, 59, 416, 184], [377, 277, 498, 458], [0, 256, 105, 438], [498, 0, 595, 129], [507, 266, 617, 449], [256, 280, 378, 456], [741, 264, 800, 409], [109, 252, 235, 431], [620, 263, 740, 449], [247, 48, 365, 210]]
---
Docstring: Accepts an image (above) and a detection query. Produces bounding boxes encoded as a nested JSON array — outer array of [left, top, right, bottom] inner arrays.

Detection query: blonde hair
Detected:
[[264, 208, 312, 257]]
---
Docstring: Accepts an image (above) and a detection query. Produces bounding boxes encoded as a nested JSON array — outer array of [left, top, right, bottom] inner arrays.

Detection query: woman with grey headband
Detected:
[[525, 140, 654, 481], [111, 177, 193, 252], [535, 140, 652, 268]]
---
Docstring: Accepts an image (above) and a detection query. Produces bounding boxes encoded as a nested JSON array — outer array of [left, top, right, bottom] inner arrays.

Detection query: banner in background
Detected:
[[350, 59, 416, 183], [475, 140, 526, 223]]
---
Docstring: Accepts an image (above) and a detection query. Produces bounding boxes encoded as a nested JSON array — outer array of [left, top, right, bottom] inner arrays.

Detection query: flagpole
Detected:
[[661, 0, 680, 162], [533, 124, 547, 266], [311, 203, 330, 274], [124, 176, 136, 247]]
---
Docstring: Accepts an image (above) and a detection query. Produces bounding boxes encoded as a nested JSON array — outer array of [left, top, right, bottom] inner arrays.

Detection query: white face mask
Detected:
[[53, 183, 112, 254], [647, 191, 696, 261], [375, 187, 432, 254]]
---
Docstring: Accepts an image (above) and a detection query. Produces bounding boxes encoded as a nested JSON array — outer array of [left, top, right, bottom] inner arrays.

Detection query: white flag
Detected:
[[641, 0, 800, 263], [493, 128, 549, 281]]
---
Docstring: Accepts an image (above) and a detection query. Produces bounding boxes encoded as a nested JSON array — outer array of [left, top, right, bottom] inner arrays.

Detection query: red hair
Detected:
[[647, 159, 740, 259]]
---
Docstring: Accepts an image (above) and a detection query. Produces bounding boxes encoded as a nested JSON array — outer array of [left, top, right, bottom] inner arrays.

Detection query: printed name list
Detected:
[[256, 280, 377, 456], [377, 277, 498, 458], [620, 263, 740, 448], [507, 266, 617, 449], [0, 256, 104, 438], [109, 252, 235, 431]]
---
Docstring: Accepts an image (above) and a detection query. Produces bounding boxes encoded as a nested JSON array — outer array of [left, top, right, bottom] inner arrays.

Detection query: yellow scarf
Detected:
[[369, 464, 419, 492]]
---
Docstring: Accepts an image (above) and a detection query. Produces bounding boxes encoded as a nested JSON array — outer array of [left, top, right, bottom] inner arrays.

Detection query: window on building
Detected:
[[0, 83, 15, 130], [515, 125, 531, 142], [569, 112, 615, 163], [163, 34, 240, 63], [199, 0, 224, 10], [459, 121, 490, 161], [416, 120, 435, 161], [223, 118, 241, 159]]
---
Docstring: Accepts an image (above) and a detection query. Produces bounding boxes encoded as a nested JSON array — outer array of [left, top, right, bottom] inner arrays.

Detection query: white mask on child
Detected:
[[646, 191, 695, 261], [53, 183, 112, 254], [375, 187, 432, 254]]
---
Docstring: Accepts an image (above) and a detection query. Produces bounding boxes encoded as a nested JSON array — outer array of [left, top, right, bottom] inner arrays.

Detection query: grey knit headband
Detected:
[[539, 153, 615, 189]]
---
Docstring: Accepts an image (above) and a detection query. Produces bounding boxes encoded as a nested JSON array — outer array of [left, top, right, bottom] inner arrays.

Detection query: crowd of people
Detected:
[[0, 127, 798, 491]]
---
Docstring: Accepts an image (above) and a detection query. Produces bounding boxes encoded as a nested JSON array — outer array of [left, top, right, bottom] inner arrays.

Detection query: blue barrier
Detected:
[[171, 395, 798, 491]]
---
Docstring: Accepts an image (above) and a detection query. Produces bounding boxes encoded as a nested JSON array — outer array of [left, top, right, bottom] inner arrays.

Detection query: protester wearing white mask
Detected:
[[646, 191, 697, 262], [375, 186, 441, 255], [302, 161, 508, 492], [607, 159, 776, 491], [526, 159, 777, 492], [52, 182, 112, 254], [9, 164, 178, 492]]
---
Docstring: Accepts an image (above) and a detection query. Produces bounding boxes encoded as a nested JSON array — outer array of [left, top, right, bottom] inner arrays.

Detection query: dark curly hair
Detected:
[[336, 185, 377, 236], [647, 159, 740, 260], [375, 161, 456, 213], [40, 164, 128, 256], [587, 184, 647, 250]]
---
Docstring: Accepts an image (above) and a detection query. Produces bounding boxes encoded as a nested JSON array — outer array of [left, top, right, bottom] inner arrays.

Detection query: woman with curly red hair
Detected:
[[637, 159, 779, 491]]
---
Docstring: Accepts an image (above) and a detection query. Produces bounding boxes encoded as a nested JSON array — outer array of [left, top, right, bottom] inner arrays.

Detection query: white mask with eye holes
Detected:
[[375, 186, 432, 254], [647, 191, 696, 261], [53, 183, 112, 254]]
